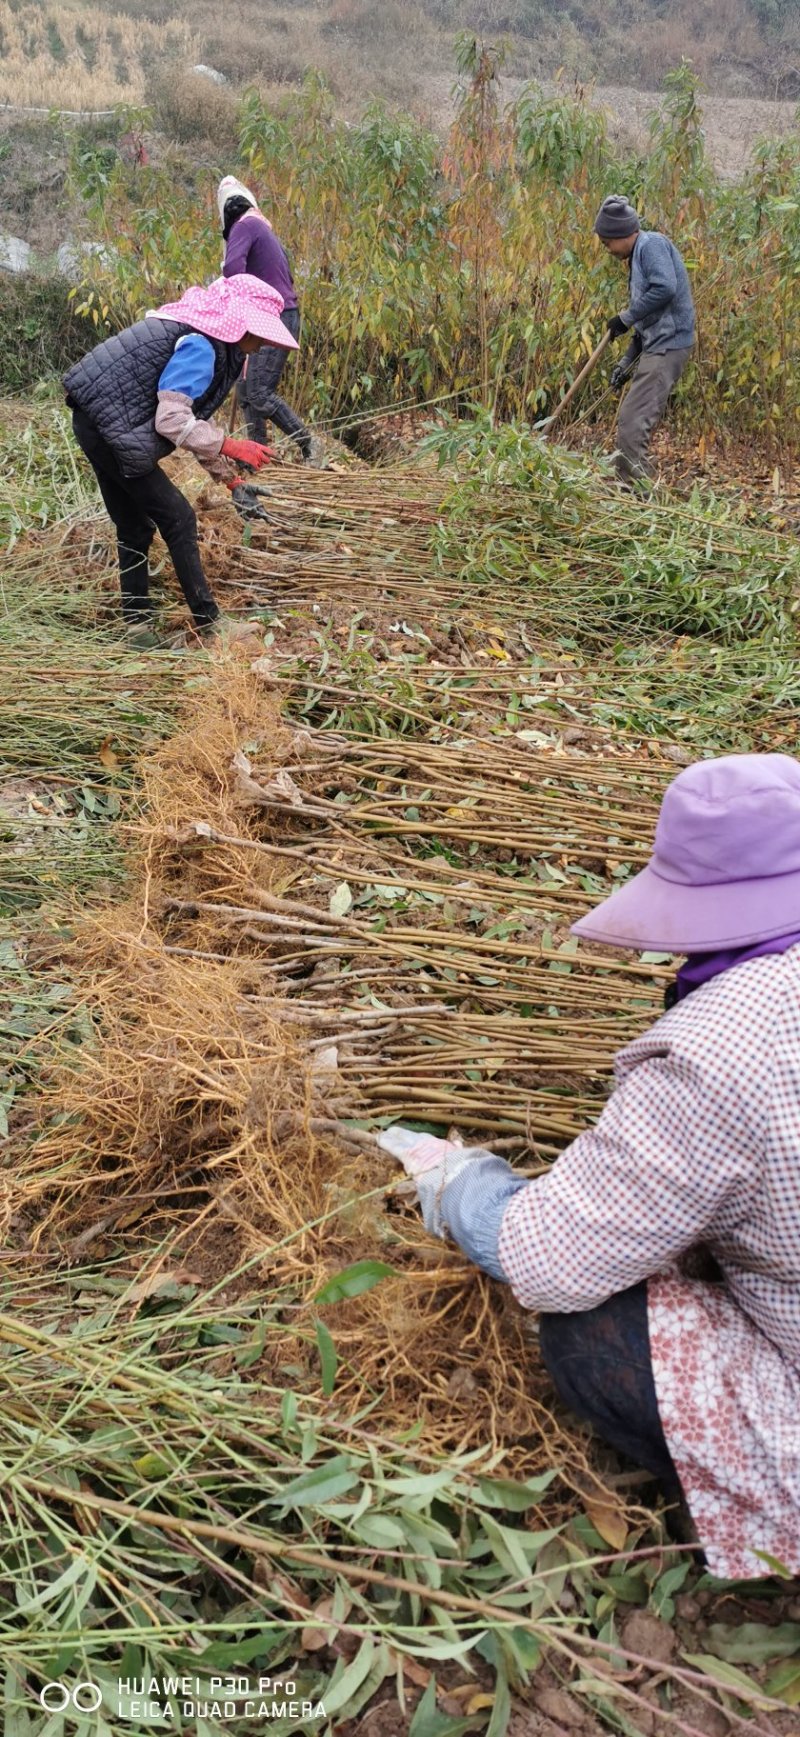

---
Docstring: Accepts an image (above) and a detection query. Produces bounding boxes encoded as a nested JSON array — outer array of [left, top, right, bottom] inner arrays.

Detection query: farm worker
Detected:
[[218, 174, 312, 461], [595, 195, 695, 485], [64, 274, 297, 636], [380, 754, 800, 1580]]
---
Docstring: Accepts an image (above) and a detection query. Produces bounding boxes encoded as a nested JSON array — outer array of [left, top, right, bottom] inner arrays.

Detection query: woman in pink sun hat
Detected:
[[380, 754, 800, 1579], [64, 273, 298, 638]]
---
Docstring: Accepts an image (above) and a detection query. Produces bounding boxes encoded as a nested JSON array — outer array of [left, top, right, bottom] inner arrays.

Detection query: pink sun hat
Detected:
[[572, 754, 800, 954], [153, 273, 298, 350]]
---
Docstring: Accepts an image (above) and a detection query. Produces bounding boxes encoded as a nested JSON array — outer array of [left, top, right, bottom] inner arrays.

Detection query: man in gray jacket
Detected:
[[595, 195, 695, 485]]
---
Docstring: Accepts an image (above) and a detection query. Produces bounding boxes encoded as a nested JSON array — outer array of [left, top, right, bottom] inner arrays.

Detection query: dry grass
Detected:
[[594, 0, 793, 95], [0, 0, 451, 116], [0, 1, 189, 110], [1, 0, 791, 149], [1, 0, 794, 123]]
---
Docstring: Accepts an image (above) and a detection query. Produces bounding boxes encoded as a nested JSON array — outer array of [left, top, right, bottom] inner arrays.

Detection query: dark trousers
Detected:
[[615, 346, 693, 483], [237, 307, 309, 452], [539, 1282, 680, 1494], [71, 408, 219, 627]]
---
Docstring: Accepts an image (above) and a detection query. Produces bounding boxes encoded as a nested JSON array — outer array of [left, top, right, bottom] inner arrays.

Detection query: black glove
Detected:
[[230, 483, 272, 523], [610, 363, 629, 391], [607, 314, 629, 341]]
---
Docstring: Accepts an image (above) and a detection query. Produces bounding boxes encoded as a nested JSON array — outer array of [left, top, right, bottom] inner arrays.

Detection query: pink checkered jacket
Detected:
[[498, 948, 800, 1578]]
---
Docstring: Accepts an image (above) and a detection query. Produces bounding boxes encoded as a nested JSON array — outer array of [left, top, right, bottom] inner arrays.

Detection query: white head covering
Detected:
[[217, 175, 259, 227]]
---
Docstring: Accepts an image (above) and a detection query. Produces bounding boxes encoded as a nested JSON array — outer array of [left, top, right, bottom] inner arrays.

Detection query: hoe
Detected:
[[534, 328, 611, 435]]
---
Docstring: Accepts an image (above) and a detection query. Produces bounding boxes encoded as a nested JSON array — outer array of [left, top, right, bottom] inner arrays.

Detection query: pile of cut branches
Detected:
[[5, 414, 800, 1735]]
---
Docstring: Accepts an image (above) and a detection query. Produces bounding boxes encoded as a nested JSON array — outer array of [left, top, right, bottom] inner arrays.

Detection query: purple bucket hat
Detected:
[[572, 754, 800, 954]]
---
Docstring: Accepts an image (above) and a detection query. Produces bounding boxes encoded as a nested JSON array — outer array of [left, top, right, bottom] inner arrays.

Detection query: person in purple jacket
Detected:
[[218, 175, 312, 461], [378, 754, 800, 1580]]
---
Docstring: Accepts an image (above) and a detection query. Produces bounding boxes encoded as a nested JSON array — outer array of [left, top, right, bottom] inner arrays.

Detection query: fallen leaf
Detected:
[[465, 1693, 495, 1715], [301, 1591, 352, 1651], [584, 1497, 629, 1549], [99, 738, 120, 770], [515, 729, 552, 747], [127, 1267, 200, 1303], [132, 1452, 171, 1480], [329, 882, 353, 918], [115, 1203, 149, 1230], [261, 1568, 313, 1604], [387, 1645, 424, 1686]]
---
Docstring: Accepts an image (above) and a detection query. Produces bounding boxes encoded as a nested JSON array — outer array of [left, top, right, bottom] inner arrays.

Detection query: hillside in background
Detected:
[[0, 0, 799, 118]]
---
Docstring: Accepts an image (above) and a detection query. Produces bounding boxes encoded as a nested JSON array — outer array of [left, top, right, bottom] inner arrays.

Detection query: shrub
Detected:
[[0, 275, 98, 393], [22, 52, 800, 460], [148, 69, 240, 148]]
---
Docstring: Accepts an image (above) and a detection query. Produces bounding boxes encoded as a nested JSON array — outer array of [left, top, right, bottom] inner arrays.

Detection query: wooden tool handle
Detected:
[[541, 329, 612, 429]]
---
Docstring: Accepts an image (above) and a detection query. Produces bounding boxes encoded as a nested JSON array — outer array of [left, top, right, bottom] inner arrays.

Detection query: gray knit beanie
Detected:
[[594, 195, 640, 240]]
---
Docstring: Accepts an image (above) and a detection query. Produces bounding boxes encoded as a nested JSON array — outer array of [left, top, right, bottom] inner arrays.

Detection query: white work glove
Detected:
[[378, 1125, 496, 1237]]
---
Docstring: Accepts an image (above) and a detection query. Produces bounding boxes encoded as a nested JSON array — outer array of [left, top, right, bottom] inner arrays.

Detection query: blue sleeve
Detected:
[[627, 235, 678, 323], [441, 1155, 528, 1280], [157, 334, 217, 397]]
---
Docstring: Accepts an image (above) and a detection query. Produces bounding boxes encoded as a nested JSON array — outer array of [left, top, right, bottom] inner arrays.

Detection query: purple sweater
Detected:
[[222, 211, 298, 311]]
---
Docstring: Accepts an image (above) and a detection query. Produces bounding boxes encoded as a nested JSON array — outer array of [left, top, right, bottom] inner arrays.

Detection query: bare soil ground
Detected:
[[426, 75, 799, 180]]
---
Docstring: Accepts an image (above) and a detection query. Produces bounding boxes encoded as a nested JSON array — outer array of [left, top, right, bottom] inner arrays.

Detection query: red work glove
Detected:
[[220, 437, 275, 470]]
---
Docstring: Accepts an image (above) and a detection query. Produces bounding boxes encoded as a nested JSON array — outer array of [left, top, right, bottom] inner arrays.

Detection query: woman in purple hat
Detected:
[[380, 755, 800, 1580]]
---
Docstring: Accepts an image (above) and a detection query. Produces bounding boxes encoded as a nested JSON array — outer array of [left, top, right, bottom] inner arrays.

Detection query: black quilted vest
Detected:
[[63, 318, 244, 478]]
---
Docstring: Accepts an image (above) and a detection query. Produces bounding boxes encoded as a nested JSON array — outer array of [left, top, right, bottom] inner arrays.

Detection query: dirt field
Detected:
[[428, 75, 799, 179]]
